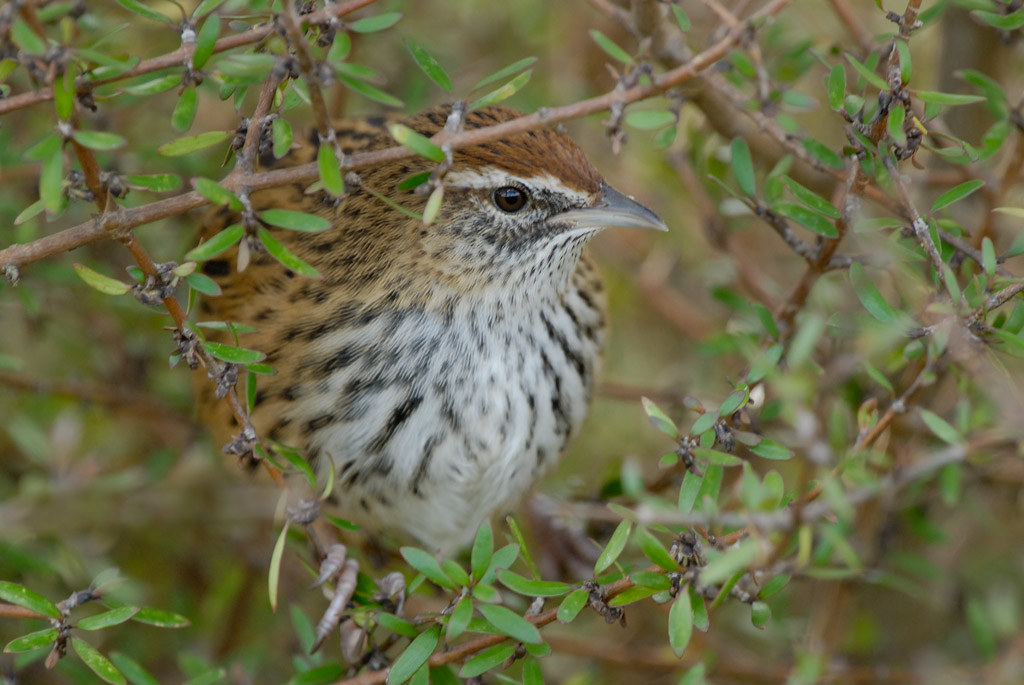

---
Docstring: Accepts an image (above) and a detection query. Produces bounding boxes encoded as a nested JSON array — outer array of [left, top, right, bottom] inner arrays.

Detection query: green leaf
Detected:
[[187, 270, 221, 294], [802, 138, 844, 169], [470, 70, 532, 110], [278, 448, 316, 489], [72, 637, 126, 685], [327, 32, 352, 62], [589, 29, 633, 64], [748, 438, 792, 461], [4, 628, 58, 653], [849, 261, 898, 323], [171, 86, 198, 131], [193, 177, 242, 210], [730, 138, 755, 196], [782, 177, 840, 218], [271, 118, 293, 159], [54, 67, 75, 120], [446, 597, 472, 641], [718, 388, 747, 417], [557, 588, 588, 624], [125, 606, 190, 628], [919, 409, 962, 444], [930, 179, 985, 212], [389, 123, 445, 163], [773, 201, 838, 238], [73, 264, 131, 296], [635, 527, 678, 571], [689, 585, 709, 632], [115, 0, 172, 23], [24, 133, 62, 161], [608, 585, 659, 606], [481, 543, 520, 585], [826, 64, 846, 111], [694, 447, 742, 467], [751, 600, 772, 628], [758, 573, 790, 599], [215, 53, 276, 78], [678, 470, 703, 513], [887, 103, 906, 146], [668, 591, 693, 657], [915, 90, 987, 106], [895, 38, 912, 84], [631, 571, 671, 590], [625, 109, 676, 130], [496, 569, 570, 597], [478, 604, 541, 644], [77, 606, 139, 631], [594, 519, 632, 575], [40, 147, 65, 214], [672, 5, 691, 30], [641, 396, 679, 438], [202, 341, 265, 364], [11, 18, 47, 54], [268, 522, 288, 612], [185, 223, 244, 262], [398, 171, 431, 191], [122, 73, 182, 96], [126, 173, 182, 192], [349, 12, 402, 33], [472, 583, 500, 604], [699, 539, 757, 586], [400, 547, 453, 588], [442, 560, 470, 587], [422, 185, 444, 225], [471, 520, 493, 582], [459, 643, 517, 679], [406, 39, 452, 92], [845, 53, 888, 91], [689, 411, 716, 438], [522, 657, 543, 685], [110, 651, 159, 685], [193, 15, 219, 69], [981, 237, 997, 276], [695, 463, 723, 509], [472, 57, 538, 91], [339, 74, 404, 107], [261, 208, 332, 233], [972, 8, 1024, 30], [387, 625, 440, 685], [158, 130, 230, 157], [317, 144, 345, 196]]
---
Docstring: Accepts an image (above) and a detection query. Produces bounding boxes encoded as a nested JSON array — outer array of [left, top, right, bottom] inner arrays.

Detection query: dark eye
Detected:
[[491, 186, 529, 213]]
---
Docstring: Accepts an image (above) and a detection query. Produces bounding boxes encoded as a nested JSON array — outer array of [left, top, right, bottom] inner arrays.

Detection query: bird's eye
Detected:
[[491, 186, 529, 213]]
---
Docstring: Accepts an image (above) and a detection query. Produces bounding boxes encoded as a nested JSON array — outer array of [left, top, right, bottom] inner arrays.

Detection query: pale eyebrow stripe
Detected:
[[445, 167, 594, 206]]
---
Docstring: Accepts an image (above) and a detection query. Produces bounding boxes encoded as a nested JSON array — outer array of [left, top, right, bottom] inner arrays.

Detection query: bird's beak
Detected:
[[549, 183, 668, 232]]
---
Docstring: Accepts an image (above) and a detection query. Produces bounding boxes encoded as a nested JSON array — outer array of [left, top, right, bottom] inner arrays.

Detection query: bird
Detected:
[[195, 104, 666, 553]]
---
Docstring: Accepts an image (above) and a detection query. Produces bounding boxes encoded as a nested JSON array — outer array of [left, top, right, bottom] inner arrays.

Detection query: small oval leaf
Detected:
[[73, 264, 131, 296]]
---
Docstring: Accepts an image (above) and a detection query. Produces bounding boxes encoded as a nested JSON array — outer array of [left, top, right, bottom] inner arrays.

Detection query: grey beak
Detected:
[[550, 183, 668, 232]]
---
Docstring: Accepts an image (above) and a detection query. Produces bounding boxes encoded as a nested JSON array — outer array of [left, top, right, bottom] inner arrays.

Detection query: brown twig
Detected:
[[883, 156, 946, 275], [1, 0, 794, 271], [0, 0, 382, 116]]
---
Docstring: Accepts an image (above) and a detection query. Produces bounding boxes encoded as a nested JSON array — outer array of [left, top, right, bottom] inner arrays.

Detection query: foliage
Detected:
[[2, 1, 1024, 683]]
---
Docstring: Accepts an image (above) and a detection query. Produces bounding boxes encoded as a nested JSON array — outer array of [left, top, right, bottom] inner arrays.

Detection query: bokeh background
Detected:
[[2, 1, 1024, 683]]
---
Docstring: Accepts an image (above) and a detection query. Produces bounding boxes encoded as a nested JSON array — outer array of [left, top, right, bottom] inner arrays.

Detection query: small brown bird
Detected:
[[197, 105, 666, 552]]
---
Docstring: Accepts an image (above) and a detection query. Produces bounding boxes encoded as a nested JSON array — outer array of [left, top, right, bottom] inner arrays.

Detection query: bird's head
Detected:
[[356, 105, 666, 291]]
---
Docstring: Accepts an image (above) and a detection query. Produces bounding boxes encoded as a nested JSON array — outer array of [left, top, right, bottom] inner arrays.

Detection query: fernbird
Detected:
[[196, 104, 666, 552]]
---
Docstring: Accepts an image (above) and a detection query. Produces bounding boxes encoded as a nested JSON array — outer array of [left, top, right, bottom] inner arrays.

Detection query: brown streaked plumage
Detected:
[[196, 105, 665, 551]]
